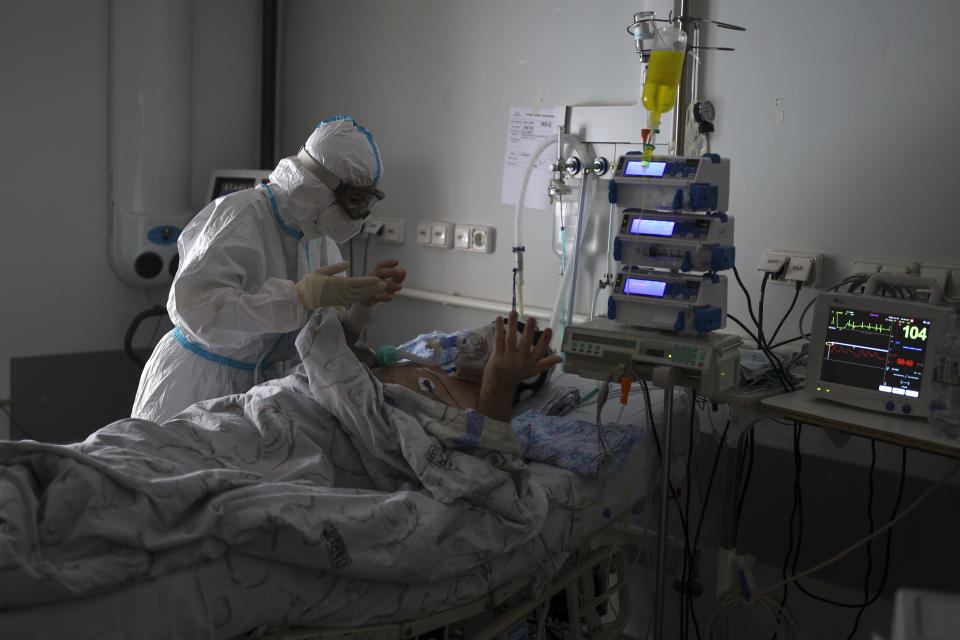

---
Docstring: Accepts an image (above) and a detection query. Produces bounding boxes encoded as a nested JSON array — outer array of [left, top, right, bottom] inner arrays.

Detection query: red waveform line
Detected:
[[826, 343, 888, 363]]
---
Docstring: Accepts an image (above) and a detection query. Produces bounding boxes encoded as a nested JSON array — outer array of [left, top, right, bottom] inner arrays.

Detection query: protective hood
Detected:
[[267, 115, 382, 240]]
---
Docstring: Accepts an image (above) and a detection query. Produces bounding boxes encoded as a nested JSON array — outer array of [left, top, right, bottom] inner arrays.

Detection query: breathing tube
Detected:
[[374, 334, 459, 367]]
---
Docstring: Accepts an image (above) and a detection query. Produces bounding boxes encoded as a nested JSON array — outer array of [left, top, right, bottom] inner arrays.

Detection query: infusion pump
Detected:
[[562, 320, 741, 398], [612, 153, 730, 212]]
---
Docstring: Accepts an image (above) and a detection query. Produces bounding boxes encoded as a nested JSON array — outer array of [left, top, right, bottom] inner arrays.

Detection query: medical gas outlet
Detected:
[[454, 224, 495, 253]]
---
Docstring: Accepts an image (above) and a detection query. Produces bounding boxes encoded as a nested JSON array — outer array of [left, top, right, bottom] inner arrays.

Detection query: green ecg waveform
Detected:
[[829, 313, 892, 334]]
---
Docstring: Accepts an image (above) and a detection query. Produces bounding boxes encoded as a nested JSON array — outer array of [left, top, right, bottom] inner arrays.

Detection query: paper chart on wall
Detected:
[[500, 106, 563, 211]]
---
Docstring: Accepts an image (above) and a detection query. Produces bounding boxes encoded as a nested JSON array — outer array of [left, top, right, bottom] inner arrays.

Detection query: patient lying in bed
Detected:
[[368, 310, 561, 422], [0, 307, 651, 639]]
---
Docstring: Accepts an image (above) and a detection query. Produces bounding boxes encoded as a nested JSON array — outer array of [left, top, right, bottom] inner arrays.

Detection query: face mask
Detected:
[[313, 202, 363, 243]]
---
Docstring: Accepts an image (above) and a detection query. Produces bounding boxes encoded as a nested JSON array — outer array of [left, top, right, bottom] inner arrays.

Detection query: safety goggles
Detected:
[[297, 147, 385, 220]]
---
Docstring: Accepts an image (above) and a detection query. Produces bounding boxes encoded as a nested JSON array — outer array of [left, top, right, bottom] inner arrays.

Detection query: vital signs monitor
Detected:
[[206, 169, 271, 202], [806, 292, 955, 418]]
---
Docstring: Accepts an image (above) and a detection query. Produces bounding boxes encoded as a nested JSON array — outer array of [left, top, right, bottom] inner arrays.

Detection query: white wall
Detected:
[[280, 0, 960, 346], [0, 0, 262, 439], [278, 2, 960, 637], [699, 0, 960, 332], [281, 0, 661, 346]]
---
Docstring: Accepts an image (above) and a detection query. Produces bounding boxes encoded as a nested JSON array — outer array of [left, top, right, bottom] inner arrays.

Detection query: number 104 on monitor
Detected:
[[806, 292, 955, 417]]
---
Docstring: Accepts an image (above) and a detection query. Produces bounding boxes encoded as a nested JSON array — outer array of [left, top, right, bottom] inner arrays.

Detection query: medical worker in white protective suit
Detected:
[[133, 115, 405, 423]]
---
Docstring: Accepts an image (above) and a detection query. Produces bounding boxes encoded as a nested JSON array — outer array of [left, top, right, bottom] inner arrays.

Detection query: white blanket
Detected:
[[0, 310, 549, 613]]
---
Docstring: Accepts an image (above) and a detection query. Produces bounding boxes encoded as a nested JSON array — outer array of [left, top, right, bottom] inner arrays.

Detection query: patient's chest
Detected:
[[371, 364, 478, 411]]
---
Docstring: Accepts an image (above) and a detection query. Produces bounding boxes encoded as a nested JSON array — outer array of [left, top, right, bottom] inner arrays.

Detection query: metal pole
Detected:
[[259, 0, 279, 170], [653, 385, 675, 640], [671, 0, 692, 154]]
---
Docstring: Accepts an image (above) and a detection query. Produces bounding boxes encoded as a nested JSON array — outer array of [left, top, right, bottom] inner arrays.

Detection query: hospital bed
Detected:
[[0, 311, 695, 640]]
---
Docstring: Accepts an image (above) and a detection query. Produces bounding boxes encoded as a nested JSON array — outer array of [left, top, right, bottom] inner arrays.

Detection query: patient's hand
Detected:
[[477, 311, 562, 422], [342, 258, 407, 342], [366, 258, 406, 303]]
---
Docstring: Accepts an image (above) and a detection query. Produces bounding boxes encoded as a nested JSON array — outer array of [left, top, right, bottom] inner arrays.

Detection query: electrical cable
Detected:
[[123, 305, 168, 367], [730, 267, 795, 391], [639, 381, 701, 635], [755, 272, 796, 392], [732, 426, 756, 546], [771, 422, 804, 638], [680, 394, 740, 640], [763, 459, 960, 595], [708, 459, 960, 640], [415, 367, 463, 410], [725, 313, 759, 346], [844, 440, 877, 640], [769, 281, 802, 347], [679, 391, 700, 640], [0, 401, 43, 442], [792, 445, 907, 610], [768, 335, 806, 351], [732, 266, 762, 341]]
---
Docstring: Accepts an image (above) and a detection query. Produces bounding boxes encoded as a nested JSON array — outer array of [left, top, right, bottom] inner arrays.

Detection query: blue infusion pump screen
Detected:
[[624, 278, 667, 297], [624, 161, 667, 177], [630, 218, 675, 236]]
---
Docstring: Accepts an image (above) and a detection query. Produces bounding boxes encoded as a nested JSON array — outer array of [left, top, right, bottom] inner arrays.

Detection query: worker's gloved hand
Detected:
[[294, 261, 386, 310]]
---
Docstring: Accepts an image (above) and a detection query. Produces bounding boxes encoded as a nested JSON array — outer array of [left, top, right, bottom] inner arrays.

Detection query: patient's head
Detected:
[[450, 315, 556, 399], [372, 312, 562, 420]]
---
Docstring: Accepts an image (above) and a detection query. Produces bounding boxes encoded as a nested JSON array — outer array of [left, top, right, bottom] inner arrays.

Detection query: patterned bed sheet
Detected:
[[0, 311, 677, 639]]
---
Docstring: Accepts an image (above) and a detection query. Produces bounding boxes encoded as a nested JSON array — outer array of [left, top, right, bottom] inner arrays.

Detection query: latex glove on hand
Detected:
[[294, 261, 386, 310]]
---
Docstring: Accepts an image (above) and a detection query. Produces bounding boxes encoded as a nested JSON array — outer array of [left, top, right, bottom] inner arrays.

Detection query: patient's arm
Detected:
[[477, 311, 562, 422]]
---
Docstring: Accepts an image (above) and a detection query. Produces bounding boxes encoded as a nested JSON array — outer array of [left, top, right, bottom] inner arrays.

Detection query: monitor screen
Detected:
[[623, 160, 667, 177], [624, 278, 667, 297], [629, 218, 676, 237], [819, 306, 931, 398], [212, 177, 258, 199]]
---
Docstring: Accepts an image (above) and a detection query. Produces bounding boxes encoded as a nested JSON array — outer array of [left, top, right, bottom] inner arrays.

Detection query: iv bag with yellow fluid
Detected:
[[641, 23, 686, 159], [643, 50, 685, 124]]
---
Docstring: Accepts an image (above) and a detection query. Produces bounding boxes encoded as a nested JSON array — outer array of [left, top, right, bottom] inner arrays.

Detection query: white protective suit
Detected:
[[132, 116, 383, 423]]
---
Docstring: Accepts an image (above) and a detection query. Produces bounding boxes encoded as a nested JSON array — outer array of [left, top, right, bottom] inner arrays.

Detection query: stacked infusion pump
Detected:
[[562, 153, 742, 398]]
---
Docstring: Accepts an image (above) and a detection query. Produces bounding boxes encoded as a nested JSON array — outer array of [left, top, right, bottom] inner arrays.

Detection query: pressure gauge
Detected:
[[694, 100, 715, 123], [694, 100, 715, 134]]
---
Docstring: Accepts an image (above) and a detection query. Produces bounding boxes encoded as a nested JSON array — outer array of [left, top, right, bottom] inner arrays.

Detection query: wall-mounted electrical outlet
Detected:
[[852, 259, 919, 276], [757, 251, 790, 276], [417, 220, 453, 248], [920, 263, 960, 299], [377, 218, 405, 244], [759, 249, 823, 287]]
